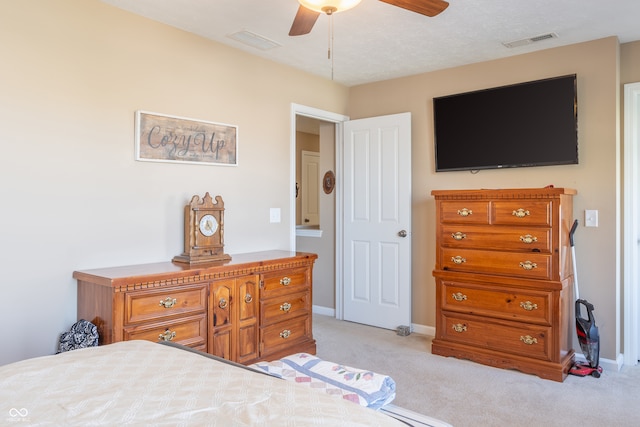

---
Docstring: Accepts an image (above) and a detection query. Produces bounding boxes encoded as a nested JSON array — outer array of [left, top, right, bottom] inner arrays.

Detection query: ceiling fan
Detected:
[[289, 0, 450, 36]]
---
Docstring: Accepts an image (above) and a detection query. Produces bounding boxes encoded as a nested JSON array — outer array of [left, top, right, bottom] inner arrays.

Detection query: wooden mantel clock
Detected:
[[173, 192, 231, 264]]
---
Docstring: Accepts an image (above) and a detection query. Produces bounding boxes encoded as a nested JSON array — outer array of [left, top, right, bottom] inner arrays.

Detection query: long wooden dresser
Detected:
[[74, 250, 317, 365], [431, 188, 576, 381]]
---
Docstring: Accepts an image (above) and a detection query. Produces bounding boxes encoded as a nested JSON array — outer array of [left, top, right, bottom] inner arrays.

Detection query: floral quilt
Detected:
[[250, 353, 396, 410]]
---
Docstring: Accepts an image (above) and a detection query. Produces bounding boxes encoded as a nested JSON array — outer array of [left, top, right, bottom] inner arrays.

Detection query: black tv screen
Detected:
[[433, 74, 578, 172]]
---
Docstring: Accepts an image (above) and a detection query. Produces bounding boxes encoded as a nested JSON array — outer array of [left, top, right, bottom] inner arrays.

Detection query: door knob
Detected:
[[398, 230, 407, 237]]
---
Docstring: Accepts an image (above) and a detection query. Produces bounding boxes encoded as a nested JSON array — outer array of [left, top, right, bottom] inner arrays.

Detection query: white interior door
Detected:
[[342, 112, 412, 330], [301, 150, 320, 226]]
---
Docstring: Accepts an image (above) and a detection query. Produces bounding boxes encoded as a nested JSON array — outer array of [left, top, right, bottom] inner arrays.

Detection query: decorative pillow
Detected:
[[56, 319, 99, 354]]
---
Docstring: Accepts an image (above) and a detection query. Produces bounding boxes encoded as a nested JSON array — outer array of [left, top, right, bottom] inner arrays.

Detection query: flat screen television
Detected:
[[433, 74, 578, 172]]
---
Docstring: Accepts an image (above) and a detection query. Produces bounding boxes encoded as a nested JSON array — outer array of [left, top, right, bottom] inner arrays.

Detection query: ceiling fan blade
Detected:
[[379, 0, 449, 17], [289, 5, 321, 36]]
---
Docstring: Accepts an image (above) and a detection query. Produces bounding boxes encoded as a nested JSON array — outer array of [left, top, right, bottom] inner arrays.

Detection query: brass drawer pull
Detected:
[[219, 298, 228, 309], [519, 261, 537, 270], [451, 232, 467, 241], [280, 329, 291, 339], [280, 277, 292, 286], [457, 208, 473, 217], [452, 323, 467, 333], [159, 297, 177, 308], [520, 335, 538, 345], [452, 292, 467, 302], [451, 256, 466, 265], [519, 234, 538, 244], [280, 302, 292, 312], [512, 208, 530, 218], [158, 329, 176, 342], [244, 293, 253, 304], [520, 301, 538, 311]]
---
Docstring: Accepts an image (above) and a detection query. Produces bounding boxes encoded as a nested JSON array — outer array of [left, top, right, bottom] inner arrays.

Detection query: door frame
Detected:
[[290, 104, 349, 319], [623, 82, 640, 365]]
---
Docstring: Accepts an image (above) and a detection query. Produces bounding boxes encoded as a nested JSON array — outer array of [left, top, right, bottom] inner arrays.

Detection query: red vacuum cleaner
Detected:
[[568, 219, 603, 378]]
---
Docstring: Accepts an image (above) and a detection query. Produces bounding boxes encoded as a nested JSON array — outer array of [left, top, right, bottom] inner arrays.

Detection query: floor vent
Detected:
[[502, 32, 558, 48]]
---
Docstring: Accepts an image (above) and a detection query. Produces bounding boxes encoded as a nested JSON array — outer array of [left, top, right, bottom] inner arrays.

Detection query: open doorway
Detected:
[[290, 104, 349, 318]]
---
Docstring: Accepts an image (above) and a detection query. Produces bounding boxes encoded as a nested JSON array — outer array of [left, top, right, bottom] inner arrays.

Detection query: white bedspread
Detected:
[[0, 340, 406, 426]]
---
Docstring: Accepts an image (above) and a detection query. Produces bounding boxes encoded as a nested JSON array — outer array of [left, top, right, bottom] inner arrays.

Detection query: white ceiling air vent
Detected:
[[227, 30, 281, 51], [502, 32, 558, 49]]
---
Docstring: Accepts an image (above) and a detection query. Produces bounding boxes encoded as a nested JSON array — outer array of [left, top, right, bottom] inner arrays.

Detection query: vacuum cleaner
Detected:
[[568, 219, 603, 378]]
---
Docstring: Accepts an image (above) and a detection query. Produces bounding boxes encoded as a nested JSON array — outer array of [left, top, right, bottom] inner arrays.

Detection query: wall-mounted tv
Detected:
[[433, 74, 578, 172]]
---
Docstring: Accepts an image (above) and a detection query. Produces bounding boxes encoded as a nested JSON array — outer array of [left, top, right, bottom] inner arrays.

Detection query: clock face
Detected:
[[198, 214, 218, 237]]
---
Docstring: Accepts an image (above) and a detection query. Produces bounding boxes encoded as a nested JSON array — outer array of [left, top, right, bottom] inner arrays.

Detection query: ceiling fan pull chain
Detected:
[[328, 13, 334, 80]]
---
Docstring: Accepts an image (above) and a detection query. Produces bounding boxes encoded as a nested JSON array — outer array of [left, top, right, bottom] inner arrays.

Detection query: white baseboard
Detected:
[[312, 305, 335, 317], [411, 323, 435, 336], [574, 351, 623, 372], [312, 308, 435, 337]]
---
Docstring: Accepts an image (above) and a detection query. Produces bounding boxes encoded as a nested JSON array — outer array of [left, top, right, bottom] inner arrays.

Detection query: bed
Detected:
[[0, 340, 450, 426]]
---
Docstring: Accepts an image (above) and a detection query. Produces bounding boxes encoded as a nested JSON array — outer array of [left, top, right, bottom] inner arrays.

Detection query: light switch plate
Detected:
[[585, 209, 598, 227], [270, 207, 281, 223]]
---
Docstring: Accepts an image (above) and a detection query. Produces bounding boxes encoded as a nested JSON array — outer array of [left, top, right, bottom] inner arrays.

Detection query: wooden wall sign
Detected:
[[135, 111, 238, 166]]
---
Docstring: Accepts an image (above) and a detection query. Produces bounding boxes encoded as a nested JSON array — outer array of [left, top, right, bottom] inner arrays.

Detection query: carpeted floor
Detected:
[[313, 314, 640, 427]]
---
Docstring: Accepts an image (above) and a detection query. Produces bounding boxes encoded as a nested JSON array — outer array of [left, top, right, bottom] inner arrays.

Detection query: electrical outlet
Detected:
[[585, 210, 598, 227]]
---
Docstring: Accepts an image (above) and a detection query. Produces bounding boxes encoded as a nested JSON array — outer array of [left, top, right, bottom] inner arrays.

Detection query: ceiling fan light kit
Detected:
[[290, 0, 450, 37], [297, 0, 362, 15]]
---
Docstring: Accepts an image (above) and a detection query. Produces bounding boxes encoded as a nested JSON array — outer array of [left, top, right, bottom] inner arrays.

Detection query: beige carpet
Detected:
[[313, 314, 640, 427]]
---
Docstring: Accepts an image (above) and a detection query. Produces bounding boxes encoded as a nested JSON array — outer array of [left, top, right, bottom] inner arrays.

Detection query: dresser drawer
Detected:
[[261, 290, 311, 326], [439, 313, 552, 361], [125, 284, 207, 325], [261, 315, 311, 356], [261, 268, 310, 298], [440, 248, 552, 280], [124, 314, 207, 349], [440, 201, 489, 224], [491, 200, 552, 226], [440, 224, 551, 253], [440, 280, 552, 324]]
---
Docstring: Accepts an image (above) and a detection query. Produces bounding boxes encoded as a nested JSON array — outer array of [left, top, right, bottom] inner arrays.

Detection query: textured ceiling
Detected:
[[100, 0, 640, 87]]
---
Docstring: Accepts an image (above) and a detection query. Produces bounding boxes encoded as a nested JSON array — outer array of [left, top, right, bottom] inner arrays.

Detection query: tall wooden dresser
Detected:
[[74, 250, 317, 365], [431, 188, 576, 381]]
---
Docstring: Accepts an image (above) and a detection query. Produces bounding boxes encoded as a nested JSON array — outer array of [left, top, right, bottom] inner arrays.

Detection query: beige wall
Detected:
[[621, 41, 640, 84], [348, 37, 621, 360], [0, 0, 349, 365], [1, 0, 635, 366]]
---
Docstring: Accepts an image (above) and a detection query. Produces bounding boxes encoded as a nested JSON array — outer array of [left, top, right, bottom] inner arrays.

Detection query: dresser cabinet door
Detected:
[[210, 279, 234, 360], [209, 276, 259, 363], [236, 276, 259, 364]]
